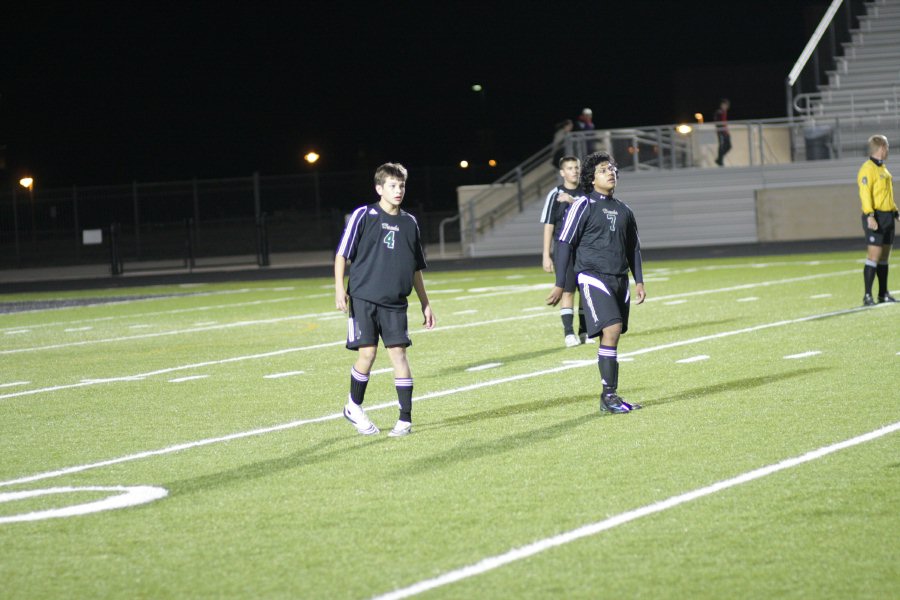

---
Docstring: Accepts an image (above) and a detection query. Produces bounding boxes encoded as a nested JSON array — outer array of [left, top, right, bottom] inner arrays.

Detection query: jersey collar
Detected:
[[870, 157, 885, 167]]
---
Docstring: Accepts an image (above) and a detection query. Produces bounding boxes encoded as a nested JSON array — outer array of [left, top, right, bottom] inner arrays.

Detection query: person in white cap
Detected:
[[576, 107, 594, 131]]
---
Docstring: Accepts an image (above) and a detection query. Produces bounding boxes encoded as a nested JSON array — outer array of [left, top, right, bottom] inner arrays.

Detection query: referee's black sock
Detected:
[[864, 260, 877, 296], [396, 377, 413, 423], [598, 345, 618, 396], [349, 367, 369, 406], [876, 261, 889, 298], [560, 308, 575, 336]]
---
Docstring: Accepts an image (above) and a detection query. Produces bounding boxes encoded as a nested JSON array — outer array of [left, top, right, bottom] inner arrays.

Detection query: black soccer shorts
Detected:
[[577, 272, 631, 337], [862, 211, 896, 246], [346, 297, 411, 350]]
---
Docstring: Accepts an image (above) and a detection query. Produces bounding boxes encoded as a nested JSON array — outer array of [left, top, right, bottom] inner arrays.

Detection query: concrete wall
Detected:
[[756, 184, 859, 241]]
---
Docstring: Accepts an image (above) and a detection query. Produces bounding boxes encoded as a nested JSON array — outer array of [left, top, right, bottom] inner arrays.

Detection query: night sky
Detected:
[[2, 1, 830, 188]]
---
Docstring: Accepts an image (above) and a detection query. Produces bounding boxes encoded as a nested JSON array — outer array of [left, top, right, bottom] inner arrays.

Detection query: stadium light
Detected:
[[694, 113, 704, 124], [459, 160, 470, 169], [676, 124, 693, 135], [488, 159, 497, 167], [19, 177, 34, 190], [304, 152, 320, 165]]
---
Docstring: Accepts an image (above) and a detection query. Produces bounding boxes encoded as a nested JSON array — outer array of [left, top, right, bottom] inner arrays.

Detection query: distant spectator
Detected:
[[714, 98, 731, 166], [551, 118, 573, 166], [576, 108, 594, 131]]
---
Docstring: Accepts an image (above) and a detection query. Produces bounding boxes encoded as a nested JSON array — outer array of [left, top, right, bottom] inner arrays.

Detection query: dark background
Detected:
[[0, 1, 833, 189]]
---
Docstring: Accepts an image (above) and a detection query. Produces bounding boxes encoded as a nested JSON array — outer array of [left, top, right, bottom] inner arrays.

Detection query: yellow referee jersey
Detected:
[[857, 159, 895, 214]]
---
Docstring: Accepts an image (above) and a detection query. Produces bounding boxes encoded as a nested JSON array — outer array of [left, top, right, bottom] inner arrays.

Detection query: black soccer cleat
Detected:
[[878, 292, 897, 303], [863, 293, 876, 306], [600, 393, 633, 414]]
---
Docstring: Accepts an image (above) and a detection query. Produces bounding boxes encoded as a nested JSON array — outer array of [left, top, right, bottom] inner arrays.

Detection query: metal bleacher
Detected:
[[453, 0, 898, 258]]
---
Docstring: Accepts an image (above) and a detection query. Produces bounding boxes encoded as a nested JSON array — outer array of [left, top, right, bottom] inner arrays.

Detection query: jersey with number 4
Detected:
[[337, 203, 427, 308], [557, 191, 642, 281]]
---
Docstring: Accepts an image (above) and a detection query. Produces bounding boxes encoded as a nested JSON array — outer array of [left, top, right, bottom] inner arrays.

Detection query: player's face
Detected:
[[592, 162, 618, 194], [377, 177, 406, 211], [559, 160, 580, 186]]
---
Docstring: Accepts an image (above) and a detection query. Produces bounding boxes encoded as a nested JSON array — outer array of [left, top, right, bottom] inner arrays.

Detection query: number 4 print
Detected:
[[383, 230, 395, 249]]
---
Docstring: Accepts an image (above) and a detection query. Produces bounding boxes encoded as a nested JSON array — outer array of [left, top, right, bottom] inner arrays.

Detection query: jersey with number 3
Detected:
[[337, 203, 427, 308], [557, 191, 642, 280]]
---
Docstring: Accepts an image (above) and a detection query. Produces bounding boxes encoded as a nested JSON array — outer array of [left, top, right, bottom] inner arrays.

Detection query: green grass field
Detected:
[[1, 250, 898, 599]]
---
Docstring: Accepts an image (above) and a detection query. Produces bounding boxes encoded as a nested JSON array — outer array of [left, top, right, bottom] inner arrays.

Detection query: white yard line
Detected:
[[263, 371, 306, 379], [371, 421, 900, 600], [676, 355, 709, 364], [0, 313, 551, 401], [465, 363, 502, 372], [784, 351, 822, 360], [0, 304, 878, 488]]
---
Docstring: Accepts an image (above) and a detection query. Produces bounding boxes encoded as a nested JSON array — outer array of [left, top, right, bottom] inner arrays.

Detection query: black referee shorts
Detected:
[[862, 211, 896, 246], [346, 297, 411, 350], [577, 272, 631, 337]]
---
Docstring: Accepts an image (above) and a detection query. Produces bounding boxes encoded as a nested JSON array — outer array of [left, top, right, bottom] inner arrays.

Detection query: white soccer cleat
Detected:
[[343, 400, 379, 435], [564, 334, 580, 347], [388, 420, 412, 437]]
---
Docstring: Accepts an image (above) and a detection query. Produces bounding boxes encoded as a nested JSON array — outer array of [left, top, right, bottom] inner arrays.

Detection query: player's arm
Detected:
[[413, 270, 435, 329], [334, 255, 349, 312], [542, 224, 555, 272], [626, 216, 646, 305], [546, 241, 571, 306], [858, 165, 878, 230]]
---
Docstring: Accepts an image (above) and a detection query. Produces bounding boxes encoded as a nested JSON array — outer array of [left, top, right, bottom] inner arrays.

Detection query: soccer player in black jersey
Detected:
[[335, 163, 436, 437], [546, 152, 646, 414], [540, 155, 591, 347]]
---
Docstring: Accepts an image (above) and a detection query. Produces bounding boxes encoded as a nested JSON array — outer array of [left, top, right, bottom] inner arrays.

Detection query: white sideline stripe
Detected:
[[263, 371, 305, 379], [0, 304, 879, 489], [0, 295, 303, 332], [168, 375, 209, 383], [810, 294, 832, 299], [0, 313, 551, 401], [371, 421, 900, 600], [0, 381, 30, 388], [452, 310, 477, 315], [5, 330, 31, 335], [676, 355, 709, 364], [646, 270, 857, 304], [64, 327, 93, 332], [128, 324, 151, 329], [663, 300, 687, 306], [736, 297, 758, 303], [0, 310, 338, 355], [521, 306, 548, 312], [466, 363, 502, 372], [784, 351, 822, 360], [370, 368, 393, 376]]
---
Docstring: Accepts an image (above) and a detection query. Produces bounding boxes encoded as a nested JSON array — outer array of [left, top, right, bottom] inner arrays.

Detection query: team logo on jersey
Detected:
[[369, 208, 378, 215], [601, 208, 619, 216], [381, 223, 399, 231], [862, 176, 868, 185]]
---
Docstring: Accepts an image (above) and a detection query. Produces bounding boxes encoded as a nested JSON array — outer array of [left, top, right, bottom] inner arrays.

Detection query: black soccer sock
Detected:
[[864, 260, 877, 296], [598, 345, 618, 396], [395, 377, 413, 423], [560, 308, 575, 336], [349, 367, 369, 406], [876, 261, 889, 297], [578, 308, 587, 335]]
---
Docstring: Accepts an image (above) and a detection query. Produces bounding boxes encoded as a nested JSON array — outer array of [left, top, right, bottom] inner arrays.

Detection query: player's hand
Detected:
[[336, 290, 349, 313], [633, 283, 646, 305], [422, 304, 436, 329], [867, 215, 878, 231], [542, 256, 554, 273], [558, 192, 574, 204], [546, 286, 564, 306]]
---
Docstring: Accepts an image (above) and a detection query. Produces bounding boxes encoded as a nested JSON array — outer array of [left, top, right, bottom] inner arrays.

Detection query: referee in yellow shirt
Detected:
[[858, 134, 898, 305]]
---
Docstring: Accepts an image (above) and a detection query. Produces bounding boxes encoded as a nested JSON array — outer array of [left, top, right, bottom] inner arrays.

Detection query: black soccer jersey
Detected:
[[539, 185, 583, 230], [557, 191, 643, 283], [336, 203, 427, 309]]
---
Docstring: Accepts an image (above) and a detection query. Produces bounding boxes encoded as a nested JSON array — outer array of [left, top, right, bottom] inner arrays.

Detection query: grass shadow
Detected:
[[644, 366, 830, 408], [433, 346, 574, 376], [628, 317, 740, 339]]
